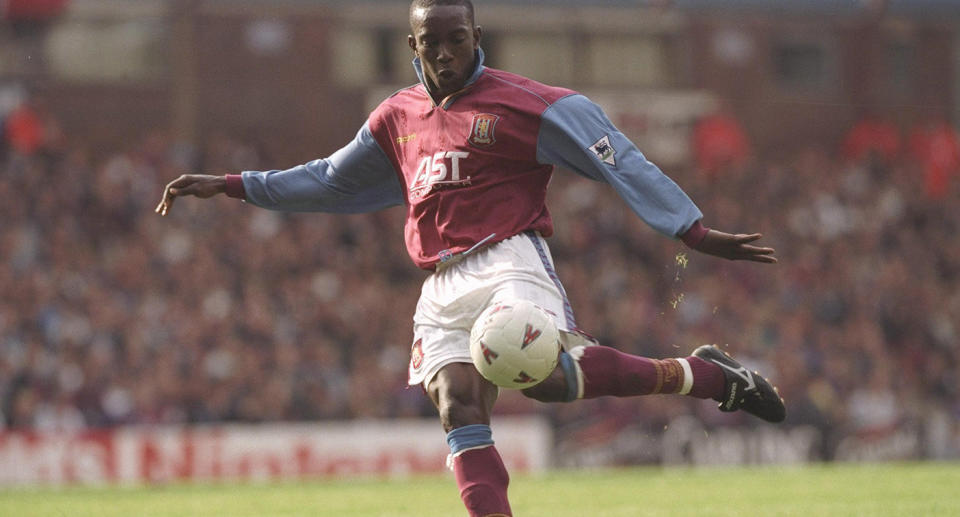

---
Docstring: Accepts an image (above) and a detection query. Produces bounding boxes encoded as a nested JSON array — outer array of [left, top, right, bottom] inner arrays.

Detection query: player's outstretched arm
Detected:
[[690, 229, 777, 263], [155, 174, 226, 217]]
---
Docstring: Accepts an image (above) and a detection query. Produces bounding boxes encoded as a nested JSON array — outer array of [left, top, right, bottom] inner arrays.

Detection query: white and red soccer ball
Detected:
[[469, 300, 561, 389]]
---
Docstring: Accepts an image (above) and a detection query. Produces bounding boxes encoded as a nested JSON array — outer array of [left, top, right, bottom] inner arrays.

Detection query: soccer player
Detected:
[[156, 1, 785, 515]]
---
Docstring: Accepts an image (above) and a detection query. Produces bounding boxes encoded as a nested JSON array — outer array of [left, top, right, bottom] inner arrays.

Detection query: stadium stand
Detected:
[[1, 97, 957, 463]]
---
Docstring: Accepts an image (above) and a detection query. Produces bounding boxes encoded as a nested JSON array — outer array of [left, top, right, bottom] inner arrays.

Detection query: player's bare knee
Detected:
[[429, 363, 498, 432], [438, 385, 496, 431], [438, 399, 488, 432]]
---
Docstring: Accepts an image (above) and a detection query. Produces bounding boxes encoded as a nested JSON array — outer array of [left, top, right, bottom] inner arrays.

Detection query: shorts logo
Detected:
[[469, 113, 499, 147], [410, 338, 424, 370], [589, 135, 616, 166]]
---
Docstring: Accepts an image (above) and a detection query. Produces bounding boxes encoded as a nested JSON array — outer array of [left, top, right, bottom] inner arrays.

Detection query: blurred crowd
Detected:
[[1, 94, 958, 459]]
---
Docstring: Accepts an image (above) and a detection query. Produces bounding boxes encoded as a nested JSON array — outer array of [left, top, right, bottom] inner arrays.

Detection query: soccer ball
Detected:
[[469, 300, 561, 389]]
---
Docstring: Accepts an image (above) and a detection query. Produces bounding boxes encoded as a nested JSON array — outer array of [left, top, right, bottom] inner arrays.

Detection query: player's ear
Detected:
[[473, 25, 482, 49], [408, 34, 417, 54]]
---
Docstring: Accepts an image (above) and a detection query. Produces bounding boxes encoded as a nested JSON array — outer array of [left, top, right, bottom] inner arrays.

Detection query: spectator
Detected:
[[0, 119, 957, 464], [691, 100, 751, 177], [907, 112, 960, 200], [841, 108, 901, 165], [3, 97, 45, 156]]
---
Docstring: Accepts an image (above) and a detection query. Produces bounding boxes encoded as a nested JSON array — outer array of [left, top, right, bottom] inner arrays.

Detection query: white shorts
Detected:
[[407, 231, 578, 387]]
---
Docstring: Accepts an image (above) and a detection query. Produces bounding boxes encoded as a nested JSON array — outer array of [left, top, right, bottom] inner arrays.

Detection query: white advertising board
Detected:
[[0, 417, 551, 486]]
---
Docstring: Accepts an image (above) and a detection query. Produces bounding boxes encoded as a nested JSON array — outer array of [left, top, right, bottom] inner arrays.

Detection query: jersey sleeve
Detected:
[[240, 121, 403, 214], [536, 94, 702, 238]]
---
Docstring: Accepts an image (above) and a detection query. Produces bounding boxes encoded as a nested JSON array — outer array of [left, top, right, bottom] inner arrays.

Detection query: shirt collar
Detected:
[[413, 48, 487, 108]]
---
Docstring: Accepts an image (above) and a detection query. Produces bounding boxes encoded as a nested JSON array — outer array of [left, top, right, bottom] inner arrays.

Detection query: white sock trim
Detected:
[[676, 358, 693, 395], [569, 346, 587, 399]]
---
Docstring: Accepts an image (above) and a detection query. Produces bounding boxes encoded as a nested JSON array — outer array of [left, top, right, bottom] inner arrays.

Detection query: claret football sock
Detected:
[[572, 345, 725, 400], [684, 355, 727, 399], [452, 447, 512, 517], [447, 425, 512, 517]]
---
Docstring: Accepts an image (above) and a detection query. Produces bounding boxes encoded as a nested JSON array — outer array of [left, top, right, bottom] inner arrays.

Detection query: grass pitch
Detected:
[[3, 462, 959, 517]]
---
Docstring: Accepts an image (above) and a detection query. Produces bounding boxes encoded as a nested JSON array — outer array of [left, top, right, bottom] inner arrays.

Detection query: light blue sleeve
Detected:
[[536, 94, 702, 238], [240, 121, 403, 214]]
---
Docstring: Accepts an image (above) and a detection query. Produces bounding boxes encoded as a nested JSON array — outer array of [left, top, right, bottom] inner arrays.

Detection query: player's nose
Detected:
[[437, 44, 454, 62]]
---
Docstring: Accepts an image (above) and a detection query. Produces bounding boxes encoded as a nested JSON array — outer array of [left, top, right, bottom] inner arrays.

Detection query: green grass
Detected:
[[3, 463, 959, 517]]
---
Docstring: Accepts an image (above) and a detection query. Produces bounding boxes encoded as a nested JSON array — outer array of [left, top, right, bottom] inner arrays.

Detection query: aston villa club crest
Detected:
[[469, 113, 499, 147], [410, 338, 424, 370]]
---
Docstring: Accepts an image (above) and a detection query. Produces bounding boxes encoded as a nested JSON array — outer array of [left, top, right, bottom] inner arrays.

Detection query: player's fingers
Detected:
[[743, 245, 775, 255], [156, 186, 178, 216], [156, 188, 172, 214], [735, 233, 763, 244], [157, 174, 197, 215], [737, 249, 777, 263], [163, 175, 195, 195], [732, 252, 776, 263], [155, 192, 169, 214]]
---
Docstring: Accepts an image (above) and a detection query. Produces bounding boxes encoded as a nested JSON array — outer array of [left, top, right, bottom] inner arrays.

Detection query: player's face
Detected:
[[408, 5, 481, 101]]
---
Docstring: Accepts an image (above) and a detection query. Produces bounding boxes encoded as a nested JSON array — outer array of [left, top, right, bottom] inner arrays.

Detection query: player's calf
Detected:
[[574, 345, 727, 398], [524, 345, 727, 401], [427, 363, 499, 432], [537, 343, 787, 423], [429, 364, 513, 516], [446, 425, 512, 517]]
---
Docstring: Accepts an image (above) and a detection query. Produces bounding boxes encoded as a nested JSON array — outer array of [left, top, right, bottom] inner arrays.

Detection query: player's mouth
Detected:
[[437, 69, 457, 81]]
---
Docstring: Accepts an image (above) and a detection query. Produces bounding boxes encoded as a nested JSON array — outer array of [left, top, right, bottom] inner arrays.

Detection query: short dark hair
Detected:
[[409, 0, 475, 29]]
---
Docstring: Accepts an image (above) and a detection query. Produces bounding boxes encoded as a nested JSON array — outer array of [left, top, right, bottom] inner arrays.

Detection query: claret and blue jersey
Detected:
[[237, 48, 702, 269]]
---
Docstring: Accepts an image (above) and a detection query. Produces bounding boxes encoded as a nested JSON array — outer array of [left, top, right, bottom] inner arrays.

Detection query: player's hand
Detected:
[[155, 174, 227, 216], [693, 230, 777, 264]]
